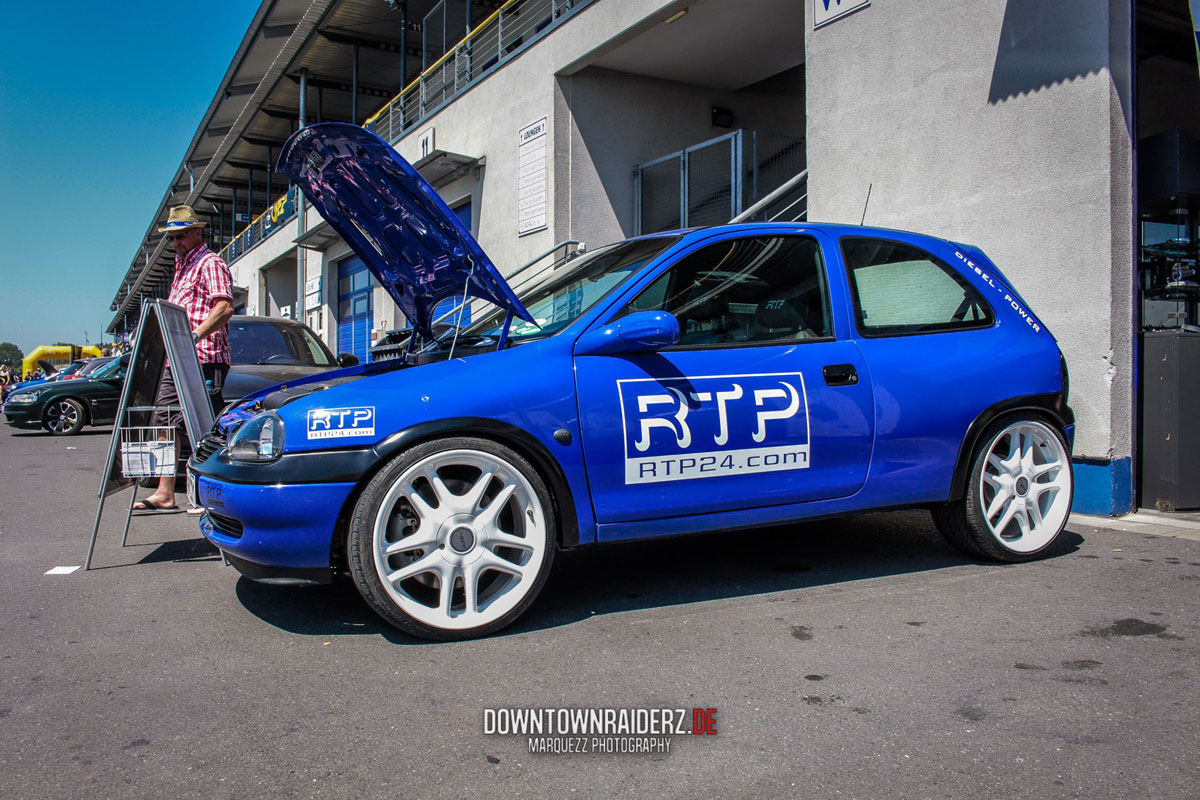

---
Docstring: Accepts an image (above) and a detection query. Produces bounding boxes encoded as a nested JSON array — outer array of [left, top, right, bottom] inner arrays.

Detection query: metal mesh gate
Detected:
[[687, 136, 735, 229], [638, 158, 682, 234], [635, 130, 806, 234]]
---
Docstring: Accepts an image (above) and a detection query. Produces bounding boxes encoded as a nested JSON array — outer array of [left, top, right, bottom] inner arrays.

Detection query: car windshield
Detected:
[[450, 236, 680, 346], [229, 320, 337, 367], [91, 356, 127, 380], [55, 362, 85, 378], [76, 358, 114, 377]]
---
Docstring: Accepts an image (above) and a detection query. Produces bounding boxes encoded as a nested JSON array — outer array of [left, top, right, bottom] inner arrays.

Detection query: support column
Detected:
[[297, 69, 309, 329], [400, 2, 408, 85], [352, 44, 359, 123]]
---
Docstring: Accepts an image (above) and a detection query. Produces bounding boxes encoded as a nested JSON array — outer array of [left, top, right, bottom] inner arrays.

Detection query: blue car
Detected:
[[189, 124, 1074, 640]]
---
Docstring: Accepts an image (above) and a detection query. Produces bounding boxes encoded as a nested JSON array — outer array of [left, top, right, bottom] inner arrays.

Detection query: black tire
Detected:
[[347, 436, 556, 640], [932, 415, 1073, 562], [42, 398, 87, 436]]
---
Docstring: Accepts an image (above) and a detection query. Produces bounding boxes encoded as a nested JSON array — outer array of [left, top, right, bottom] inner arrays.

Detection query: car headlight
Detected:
[[6, 392, 41, 405], [227, 412, 284, 462]]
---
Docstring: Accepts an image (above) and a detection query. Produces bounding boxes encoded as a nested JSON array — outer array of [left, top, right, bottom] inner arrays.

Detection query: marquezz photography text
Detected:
[[483, 707, 718, 755]]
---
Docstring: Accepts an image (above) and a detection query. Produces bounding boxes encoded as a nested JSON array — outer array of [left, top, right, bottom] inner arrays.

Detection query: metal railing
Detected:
[[368, 0, 590, 143], [221, 0, 591, 266], [430, 239, 584, 329], [219, 186, 299, 265], [730, 169, 809, 224]]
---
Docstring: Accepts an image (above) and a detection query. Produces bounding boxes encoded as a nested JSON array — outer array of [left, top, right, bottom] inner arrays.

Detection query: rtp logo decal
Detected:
[[306, 406, 376, 439], [618, 373, 810, 484]]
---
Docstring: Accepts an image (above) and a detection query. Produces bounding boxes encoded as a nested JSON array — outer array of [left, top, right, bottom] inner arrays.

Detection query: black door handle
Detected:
[[822, 364, 858, 386]]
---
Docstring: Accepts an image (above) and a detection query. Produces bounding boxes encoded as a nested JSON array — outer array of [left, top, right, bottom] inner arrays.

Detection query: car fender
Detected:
[[370, 416, 582, 547], [947, 392, 1074, 502], [43, 393, 91, 425]]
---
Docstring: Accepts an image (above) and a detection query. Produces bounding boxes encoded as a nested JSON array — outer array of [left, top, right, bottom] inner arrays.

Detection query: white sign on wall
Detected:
[[305, 276, 322, 295], [304, 293, 322, 312], [417, 126, 435, 160], [813, 0, 869, 28], [517, 117, 548, 236]]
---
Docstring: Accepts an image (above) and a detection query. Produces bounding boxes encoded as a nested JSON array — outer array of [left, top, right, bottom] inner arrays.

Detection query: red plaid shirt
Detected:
[[168, 243, 233, 365]]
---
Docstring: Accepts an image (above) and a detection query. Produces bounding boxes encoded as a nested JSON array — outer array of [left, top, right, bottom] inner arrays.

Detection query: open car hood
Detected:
[[277, 123, 532, 340]]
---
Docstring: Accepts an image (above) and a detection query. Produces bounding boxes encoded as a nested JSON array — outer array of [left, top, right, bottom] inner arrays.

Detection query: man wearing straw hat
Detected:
[[134, 205, 234, 513]]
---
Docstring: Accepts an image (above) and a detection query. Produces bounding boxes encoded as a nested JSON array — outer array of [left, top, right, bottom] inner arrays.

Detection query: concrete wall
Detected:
[[388, 0, 681, 276], [806, 0, 1134, 510], [262, 256, 297, 318], [553, 66, 806, 247]]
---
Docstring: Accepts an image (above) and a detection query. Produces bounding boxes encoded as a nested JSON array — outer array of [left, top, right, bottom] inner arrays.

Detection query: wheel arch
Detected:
[[41, 395, 91, 427], [329, 417, 582, 570], [947, 393, 1074, 502]]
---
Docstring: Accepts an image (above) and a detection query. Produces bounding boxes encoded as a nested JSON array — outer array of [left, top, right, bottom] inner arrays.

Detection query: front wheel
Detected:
[[933, 417, 1073, 562], [347, 437, 556, 640], [43, 398, 86, 436]]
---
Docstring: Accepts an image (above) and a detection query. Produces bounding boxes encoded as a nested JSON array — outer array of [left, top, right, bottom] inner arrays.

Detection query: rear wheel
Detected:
[[933, 417, 1073, 561], [347, 437, 556, 640], [43, 398, 86, 436]]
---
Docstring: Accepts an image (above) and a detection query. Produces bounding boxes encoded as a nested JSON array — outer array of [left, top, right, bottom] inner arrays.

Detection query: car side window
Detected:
[[616, 236, 833, 346], [841, 237, 994, 337]]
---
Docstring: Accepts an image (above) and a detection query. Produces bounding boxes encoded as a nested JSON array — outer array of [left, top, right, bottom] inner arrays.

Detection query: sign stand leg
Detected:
[[84, 490, 107, 571], [120, 486, 138, 548]]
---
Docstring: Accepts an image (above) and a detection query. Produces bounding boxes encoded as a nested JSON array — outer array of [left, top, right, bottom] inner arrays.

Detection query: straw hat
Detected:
[[158, 205, 207, 233]]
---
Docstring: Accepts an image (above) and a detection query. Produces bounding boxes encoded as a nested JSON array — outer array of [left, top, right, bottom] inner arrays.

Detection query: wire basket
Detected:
[[120, 425, 177, 478]]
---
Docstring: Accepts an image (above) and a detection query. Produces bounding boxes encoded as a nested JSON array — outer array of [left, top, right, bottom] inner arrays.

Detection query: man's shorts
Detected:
[[150, 363, 230, 430]]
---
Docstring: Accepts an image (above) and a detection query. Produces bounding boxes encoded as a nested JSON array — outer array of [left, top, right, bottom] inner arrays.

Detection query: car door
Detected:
[[89, 363, 128, 424], [835, 234, 1009, 503], [574, 231, 876, 525]]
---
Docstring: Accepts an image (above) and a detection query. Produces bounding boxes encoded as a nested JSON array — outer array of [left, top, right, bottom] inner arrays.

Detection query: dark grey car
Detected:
[[223, 316, 357, 404]]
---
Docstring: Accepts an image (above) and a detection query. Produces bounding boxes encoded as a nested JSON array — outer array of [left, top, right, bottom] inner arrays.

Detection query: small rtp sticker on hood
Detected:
[[307, 406, 376, 439]]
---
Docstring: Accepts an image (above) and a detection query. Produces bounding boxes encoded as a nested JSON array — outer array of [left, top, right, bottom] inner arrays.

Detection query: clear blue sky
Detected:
[[0, 1, 261, 356]]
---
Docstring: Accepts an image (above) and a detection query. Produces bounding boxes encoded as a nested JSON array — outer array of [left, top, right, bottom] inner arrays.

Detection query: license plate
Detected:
[[186, 469, 199, 509]]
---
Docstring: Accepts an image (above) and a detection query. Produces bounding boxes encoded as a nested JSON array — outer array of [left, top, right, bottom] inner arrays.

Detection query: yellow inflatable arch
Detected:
[[21, 345, 102, 378]]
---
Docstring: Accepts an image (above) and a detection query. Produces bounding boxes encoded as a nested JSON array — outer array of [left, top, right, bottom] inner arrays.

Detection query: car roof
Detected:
[[631, 221, 956, 253]]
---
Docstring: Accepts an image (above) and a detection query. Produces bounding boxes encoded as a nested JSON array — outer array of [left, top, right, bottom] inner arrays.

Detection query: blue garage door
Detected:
[[338, 255, 374, 363]]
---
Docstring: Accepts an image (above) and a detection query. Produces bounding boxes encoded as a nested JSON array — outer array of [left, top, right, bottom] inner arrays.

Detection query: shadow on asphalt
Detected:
[[11, 428, 112, 438], [230, 510, 1084, 644], [137, 537, 222, 564]]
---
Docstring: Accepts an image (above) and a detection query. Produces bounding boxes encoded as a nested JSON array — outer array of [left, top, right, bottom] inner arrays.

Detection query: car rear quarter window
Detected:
[[841, 237, 994, 337], [617, 235, 833, 347]]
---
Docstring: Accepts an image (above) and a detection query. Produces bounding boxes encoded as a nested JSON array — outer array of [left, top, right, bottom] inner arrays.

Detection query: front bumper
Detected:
[[3, 404, 43, 429], [190, 466, 357, 581]]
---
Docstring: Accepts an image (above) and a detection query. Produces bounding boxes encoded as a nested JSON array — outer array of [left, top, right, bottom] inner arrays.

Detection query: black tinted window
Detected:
[[842, 238, 994, 336], [617, 236, 832, 346], [229, 321, 335, 367]]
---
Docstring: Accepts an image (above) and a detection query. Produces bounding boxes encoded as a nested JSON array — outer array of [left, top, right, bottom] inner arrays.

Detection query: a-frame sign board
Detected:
[[84, 300, 216, 569]]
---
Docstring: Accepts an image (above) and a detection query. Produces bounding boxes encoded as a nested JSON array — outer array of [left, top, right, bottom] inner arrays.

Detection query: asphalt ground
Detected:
[[0, 423, 1197, 800]]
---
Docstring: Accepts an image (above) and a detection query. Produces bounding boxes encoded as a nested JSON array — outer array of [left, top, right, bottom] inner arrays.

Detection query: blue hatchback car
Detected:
[[189, 124, 1074, 640]]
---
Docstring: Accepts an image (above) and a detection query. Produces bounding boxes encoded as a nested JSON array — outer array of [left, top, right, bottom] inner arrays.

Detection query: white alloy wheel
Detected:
[[977, 420, 1072, 554], [349, 438, 554, 639]]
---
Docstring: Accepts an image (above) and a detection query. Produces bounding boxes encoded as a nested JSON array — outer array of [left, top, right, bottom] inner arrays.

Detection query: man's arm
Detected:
[[194, 298, 235, 340]]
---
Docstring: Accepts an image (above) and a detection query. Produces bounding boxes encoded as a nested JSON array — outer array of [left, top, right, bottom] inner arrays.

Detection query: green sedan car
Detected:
[[2, 355, 128, 435]]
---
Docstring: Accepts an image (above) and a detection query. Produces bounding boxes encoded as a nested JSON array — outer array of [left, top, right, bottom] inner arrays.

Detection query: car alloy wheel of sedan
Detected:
[[43, 398, 85, 436], [348, 437, 555, 639]]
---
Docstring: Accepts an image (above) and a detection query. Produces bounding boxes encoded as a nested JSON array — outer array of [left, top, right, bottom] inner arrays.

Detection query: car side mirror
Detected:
[[338, 353, 360, 367], [574, 311, 681, 356]]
